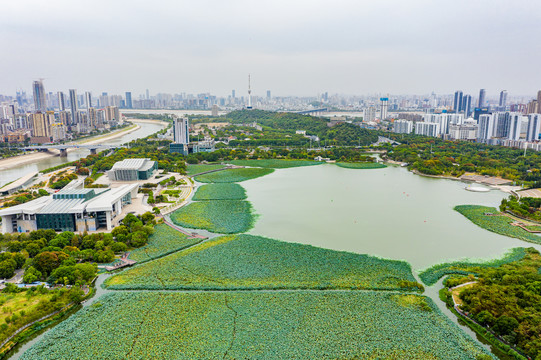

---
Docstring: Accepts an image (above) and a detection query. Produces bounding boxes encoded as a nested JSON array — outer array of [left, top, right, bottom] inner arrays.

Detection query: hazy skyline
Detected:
[[2, 0, 541, 97]]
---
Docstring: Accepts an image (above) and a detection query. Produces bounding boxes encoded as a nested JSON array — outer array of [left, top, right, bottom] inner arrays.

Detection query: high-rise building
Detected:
[[99, 93, 109, 108], [85, 92, 92, 109], [527, 100, 538, 114], [380, 97, 389, 120], [231, 90, 236, 98], [33, 80, 46, 112], [125, 92, 133, 109], [58, 111, 70, 126], [493, 112, 510, 138], [57, 91, 66, 111], [363, 106, 376, 122], [30, 112, 50, 137], [477, 114, 495, 141], [527, 114, 541, 141], [50, 123, 66, 142], [211, 105, 219, 117], [499, 90, 508, 108], [462, 95, 472, 117], [473, 107, 490, 120], [393, 120, 413, 134], [507, 113, 523, 141], [173, 117, 189, 144], [105, 106, 120, 123], [146, 89, 150, 100], [415, 122, 439, 137], [478, 89, 486, 108], [247, 75, 253, 110], [453, 90, 463, 113], [266, 90, 271, 99], [69, 89, 78, 124], [88, 107, 97, 129]]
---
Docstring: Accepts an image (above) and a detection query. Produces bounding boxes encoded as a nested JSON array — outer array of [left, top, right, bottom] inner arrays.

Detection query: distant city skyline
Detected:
[[2, 0, 541, 96]]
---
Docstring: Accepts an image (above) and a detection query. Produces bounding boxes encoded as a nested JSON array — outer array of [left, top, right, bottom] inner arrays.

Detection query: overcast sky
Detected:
[[2, 0, 541, 98]]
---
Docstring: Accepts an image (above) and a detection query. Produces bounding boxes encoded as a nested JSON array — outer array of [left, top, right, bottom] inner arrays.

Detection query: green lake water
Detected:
[[243, 164, 541, 271]]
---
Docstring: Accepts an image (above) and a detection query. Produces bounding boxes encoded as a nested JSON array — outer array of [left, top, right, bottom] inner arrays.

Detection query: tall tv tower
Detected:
[[247, 74, 253, 110]]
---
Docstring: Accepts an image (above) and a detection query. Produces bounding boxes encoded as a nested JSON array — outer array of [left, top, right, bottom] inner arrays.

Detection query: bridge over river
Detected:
[[23, 144, 122, 156]]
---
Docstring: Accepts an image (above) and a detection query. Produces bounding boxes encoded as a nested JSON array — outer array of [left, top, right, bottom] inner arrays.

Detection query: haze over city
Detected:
[[2, 0, 541, 96]]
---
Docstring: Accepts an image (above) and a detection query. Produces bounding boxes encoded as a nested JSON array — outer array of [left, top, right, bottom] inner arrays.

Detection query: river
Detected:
[[0, 120, 166, 187]]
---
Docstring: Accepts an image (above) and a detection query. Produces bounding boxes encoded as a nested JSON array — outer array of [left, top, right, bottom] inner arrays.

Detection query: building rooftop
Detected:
[[111, 158, 152, 171], [0, 182, 138, 217], [38, 198, 86, 214]]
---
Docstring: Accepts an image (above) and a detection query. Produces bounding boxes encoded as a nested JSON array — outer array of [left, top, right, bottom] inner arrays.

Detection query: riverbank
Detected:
[[0, 121, 142, 171]]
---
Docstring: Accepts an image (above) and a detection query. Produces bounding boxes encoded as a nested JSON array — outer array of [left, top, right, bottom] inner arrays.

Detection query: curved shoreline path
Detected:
[[0, 119, 168, 187]]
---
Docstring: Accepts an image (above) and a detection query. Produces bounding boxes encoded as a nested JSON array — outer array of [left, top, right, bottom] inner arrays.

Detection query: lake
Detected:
[[243, 164, 541, 270]]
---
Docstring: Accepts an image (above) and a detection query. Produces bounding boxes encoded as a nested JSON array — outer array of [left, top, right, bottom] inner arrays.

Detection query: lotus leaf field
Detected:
[[20, 291, 491, 360], [170, 200, 254, 234], [194, 167, 274, 183], [192, 183, 247, 201], [229, 159, 322, 168], [106, 234, 422, 291], [455, 205, 541, 245], [418, 247, 527, 286], [336, 162, 387, 169], [185, 163, 226, 176], [128, 224, 202, 263]]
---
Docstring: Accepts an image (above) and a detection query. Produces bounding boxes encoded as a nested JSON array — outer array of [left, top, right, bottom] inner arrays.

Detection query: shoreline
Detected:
[[409, 169, 519, 195], [0, 121, 143, 172]]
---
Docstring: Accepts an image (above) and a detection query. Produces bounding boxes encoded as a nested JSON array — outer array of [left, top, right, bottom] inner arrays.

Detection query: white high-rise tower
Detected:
[[173, 117, 189, 145], [247, 74, 253, 110]]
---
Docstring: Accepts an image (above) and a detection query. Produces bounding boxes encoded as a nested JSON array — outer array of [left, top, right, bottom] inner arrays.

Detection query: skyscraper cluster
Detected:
[[453, 90, 473, 117]]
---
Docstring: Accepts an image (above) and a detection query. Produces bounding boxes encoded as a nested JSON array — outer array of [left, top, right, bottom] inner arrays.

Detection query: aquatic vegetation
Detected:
[[185, 163, 227, 176], [170, 200, 254, 234], [336, 162, 387, 169], [229, 159, 322, 168], [20, 291, 491, 360], [418, 247, 527, 285], [455, 205, 541, 244], [194, 167, 274, 183], [192, 183, 247, 201], [128, 224, 202, 263], [106, 234, 422, 291]]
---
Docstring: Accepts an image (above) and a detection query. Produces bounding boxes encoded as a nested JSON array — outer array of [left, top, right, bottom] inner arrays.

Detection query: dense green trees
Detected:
[[452, 249, 541, 359], [0, 212, 156, 285], [501, 196, 541, 221], [384, 134, 541, 182]]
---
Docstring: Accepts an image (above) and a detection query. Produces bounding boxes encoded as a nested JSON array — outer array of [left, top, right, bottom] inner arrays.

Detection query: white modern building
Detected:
[[107, 158, 158, 181], [173, 117, 189, 145], [363, 106, 376, 122], [422, 113, 464, 136], [0, 183, 139, 233], [527, 114, 541, 142], [393, 120, 413, 134], [415, 122, 440, 137], [448, 119, 478, 141], [478, 114, 495, 141]]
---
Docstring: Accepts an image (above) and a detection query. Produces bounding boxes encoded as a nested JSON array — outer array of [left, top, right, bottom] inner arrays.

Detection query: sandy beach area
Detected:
[[0, 120, 147, 171]]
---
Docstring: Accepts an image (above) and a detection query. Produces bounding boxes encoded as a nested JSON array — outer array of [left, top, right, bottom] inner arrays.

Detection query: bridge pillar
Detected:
[[90, 148, 97, 155], [59, 149, 68, 157]]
